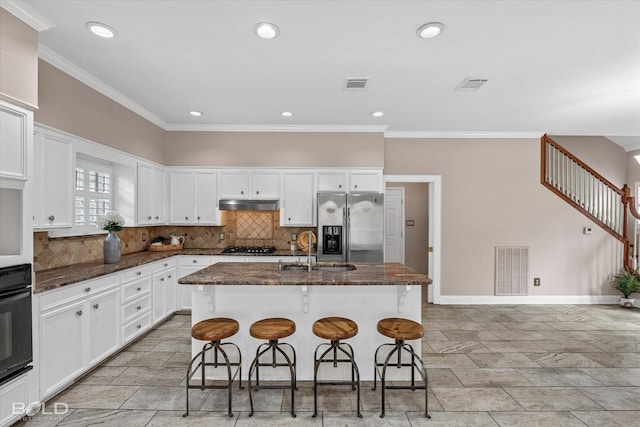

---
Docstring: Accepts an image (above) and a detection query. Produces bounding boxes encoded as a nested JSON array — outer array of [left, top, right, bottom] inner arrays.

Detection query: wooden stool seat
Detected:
[[191, 318, 239, 342], [377, 318, 424, 341], [250, 318, 296, 341], [313, 316, 358, 341]]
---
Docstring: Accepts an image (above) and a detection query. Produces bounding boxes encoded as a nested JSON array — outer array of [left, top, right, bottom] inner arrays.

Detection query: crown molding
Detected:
[[384, 131, 545, 139], [164, 124, 389, 133], [38, 44, 169, 130], [0, 0, 54, 31]]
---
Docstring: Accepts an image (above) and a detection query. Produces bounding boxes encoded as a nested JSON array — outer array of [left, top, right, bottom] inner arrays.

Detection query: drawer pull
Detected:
[[160, 277, 164, 282], [136, 305, 142, 310], [164, 263, 168, 267], [136, 287, 142, 291], [136, 271, 142, 276], [76, 310, 83, 317], [85, 287, 91, 292], [137, 324, 142, 329], [93, 304, 99, 309], [193, 260, 197, 263], [167, 274, 172, 278], [48, 215, 55, 221], [147, 216, 152, 220], [155, 216, 159, 220], [338, 184, 342, 188]]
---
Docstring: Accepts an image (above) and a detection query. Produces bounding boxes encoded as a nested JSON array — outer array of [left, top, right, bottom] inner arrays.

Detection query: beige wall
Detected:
[[385, 137, 624, 297], [0, 8, 39, 109], [36, 60, 165, 164], [164, 131, 384, 167]]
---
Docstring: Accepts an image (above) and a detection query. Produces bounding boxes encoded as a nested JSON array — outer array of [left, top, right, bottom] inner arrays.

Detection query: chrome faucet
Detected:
[[308, 230, 313, 272]]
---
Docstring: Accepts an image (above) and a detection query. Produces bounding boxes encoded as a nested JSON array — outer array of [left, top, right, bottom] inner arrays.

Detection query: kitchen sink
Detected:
[[312, 263, 357, 272], [280, 263, 357, 272]]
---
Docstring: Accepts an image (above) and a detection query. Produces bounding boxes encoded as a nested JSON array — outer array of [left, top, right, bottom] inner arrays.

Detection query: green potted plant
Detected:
[[612, 268, 640, 308]]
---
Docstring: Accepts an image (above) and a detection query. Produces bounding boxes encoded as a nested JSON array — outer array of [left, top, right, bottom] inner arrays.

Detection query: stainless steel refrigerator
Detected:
[[317, 192, 384, 263]]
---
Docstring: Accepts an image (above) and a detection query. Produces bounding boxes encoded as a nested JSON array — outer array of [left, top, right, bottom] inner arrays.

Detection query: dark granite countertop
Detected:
[[179, 262, 432, 287], [34, 249, 315, 294]]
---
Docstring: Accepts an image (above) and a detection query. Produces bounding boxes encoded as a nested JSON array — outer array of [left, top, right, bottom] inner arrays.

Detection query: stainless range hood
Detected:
[[218, 199, 279, 211]]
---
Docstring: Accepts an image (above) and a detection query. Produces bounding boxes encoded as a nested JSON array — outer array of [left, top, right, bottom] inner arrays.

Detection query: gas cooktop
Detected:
[[221, 246, 277, 254]]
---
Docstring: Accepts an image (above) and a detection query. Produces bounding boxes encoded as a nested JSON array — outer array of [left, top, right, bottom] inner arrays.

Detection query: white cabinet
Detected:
[[177, 256, 214, 309], [88, 287, 120, 364], [348, 170, 383, 192], [0, 374, 30, 427], [0, 102, 31, 183], [33, 130, 74, 229], [38, 274, 120, 397], [169, 170, 222, 225], [317, 171, 347, 192], [137, 162, 165, 225], [220, 170, 280, 199], [152, 259, 177, 324], [120, 265, 152, 343], [281, 171, 315, 226]]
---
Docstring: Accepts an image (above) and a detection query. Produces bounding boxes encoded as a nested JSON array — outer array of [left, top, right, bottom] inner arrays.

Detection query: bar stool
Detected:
[[247, 317, 297, 418], [373, 317, 430, 418], [312, 316, 362, 418], [183, 317, 242, 418]]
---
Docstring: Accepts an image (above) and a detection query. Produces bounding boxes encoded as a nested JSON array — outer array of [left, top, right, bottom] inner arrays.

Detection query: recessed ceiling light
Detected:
[[416, 22, 444, 39], [189, 111, 203, 117], [371, 111, 384, 118], [281, 111, 293, 117], [255, 22, 280, 39], [86, 21, 117, 38]]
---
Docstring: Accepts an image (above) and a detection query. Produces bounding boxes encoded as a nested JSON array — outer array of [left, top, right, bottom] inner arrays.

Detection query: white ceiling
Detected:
[[10, 0, 640, 150]]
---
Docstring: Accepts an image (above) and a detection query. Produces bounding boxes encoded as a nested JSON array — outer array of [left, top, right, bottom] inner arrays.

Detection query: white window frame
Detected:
[[72, 159, 114, 236]]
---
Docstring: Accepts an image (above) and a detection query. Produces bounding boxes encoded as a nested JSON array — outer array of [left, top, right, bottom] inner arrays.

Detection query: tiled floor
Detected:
[[18, 303, 640, 426]]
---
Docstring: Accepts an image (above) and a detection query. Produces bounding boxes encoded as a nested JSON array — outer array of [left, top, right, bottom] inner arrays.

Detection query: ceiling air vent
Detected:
[[456, 78, 489, 91], [344, 78, 369, 90]]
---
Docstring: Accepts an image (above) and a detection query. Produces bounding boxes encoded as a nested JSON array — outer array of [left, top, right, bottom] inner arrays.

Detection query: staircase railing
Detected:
[[541, 135, 639, 269]]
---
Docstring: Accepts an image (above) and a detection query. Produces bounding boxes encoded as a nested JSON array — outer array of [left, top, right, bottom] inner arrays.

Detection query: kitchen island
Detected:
[[179, 262, 431, 380]]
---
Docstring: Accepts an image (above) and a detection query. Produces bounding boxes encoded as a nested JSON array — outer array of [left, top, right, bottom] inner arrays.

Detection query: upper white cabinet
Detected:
[[317, 171, 347, 191], [168, 169, 222, 225], [317, 169, 383, 193], [33, 129, 74, 229], [0, 102, 31, 183], [137, 162, 165, 225], [348, 170, 383, 192], [220, 170, 280, 199], [281, 171, 315, 226]]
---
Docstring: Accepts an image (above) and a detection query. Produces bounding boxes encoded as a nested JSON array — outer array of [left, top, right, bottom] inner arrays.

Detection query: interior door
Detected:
[[384, 187, 405, 263]]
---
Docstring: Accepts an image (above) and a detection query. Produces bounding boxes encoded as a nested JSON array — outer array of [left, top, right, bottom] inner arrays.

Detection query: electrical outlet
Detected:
[[533, 277, 541, 286], [142, 233, 146, 242], [219, 233, 225, 241]]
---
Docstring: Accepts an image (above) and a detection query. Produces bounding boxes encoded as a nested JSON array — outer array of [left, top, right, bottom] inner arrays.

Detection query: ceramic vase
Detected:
[[103, 230, 121, 264]]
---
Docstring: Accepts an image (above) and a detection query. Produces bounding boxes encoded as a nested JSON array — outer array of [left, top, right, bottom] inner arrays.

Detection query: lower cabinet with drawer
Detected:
[[120, 265, 152, 344], [152, 259, 177, 324], [38, 274, 120, 398], [176, 256, 213, 310]]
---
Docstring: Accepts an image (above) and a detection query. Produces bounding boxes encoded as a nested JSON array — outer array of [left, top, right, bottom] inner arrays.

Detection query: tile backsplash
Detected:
[[34, 210, 313, 271]]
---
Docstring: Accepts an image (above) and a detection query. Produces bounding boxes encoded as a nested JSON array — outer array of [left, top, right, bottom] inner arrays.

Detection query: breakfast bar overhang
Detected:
[[179, 262, 432, 381]]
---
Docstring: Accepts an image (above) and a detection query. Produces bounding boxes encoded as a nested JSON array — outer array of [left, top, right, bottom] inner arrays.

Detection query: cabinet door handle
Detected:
[[338, 184, 342, 188], [136, 287, 142, 291], [137, 324, 142, 329], [240, 190, 244, 195], [155, 216, 159, 220], [197, 216, 200, 220], [85, 287, 91, 292], [160, 277, 164, 282], [48, 215, 55, 221], [93, 304, 99, 309], [136, 271, 142, 276], [136, 305, 142, 310], [167, 274, 172, 278], [256, 190, 260, 195], [147, 216, 152, 220], [164, 263, 168, 267], [288, 217, 291, 221], [354, 184, 358, 189], [193, 260, 197, 263], [185, 216, 189, 220], [76, 310, 83, 317]]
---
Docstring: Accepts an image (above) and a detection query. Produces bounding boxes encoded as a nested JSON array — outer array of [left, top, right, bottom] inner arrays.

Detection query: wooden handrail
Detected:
[[541, 135, 637, 269]]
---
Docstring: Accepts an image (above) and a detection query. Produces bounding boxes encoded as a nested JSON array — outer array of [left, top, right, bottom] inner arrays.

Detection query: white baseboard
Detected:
[[438, 295, 621, 305]]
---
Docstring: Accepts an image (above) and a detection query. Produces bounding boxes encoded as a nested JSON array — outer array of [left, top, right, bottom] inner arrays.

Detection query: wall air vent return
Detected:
[[456, 78, 489, 91], [495, 246, 529, 296], [344, 78, 368, 90]]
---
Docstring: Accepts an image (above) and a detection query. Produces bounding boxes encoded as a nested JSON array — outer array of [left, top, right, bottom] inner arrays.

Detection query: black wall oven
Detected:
[[0, 263, 33, 386]]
